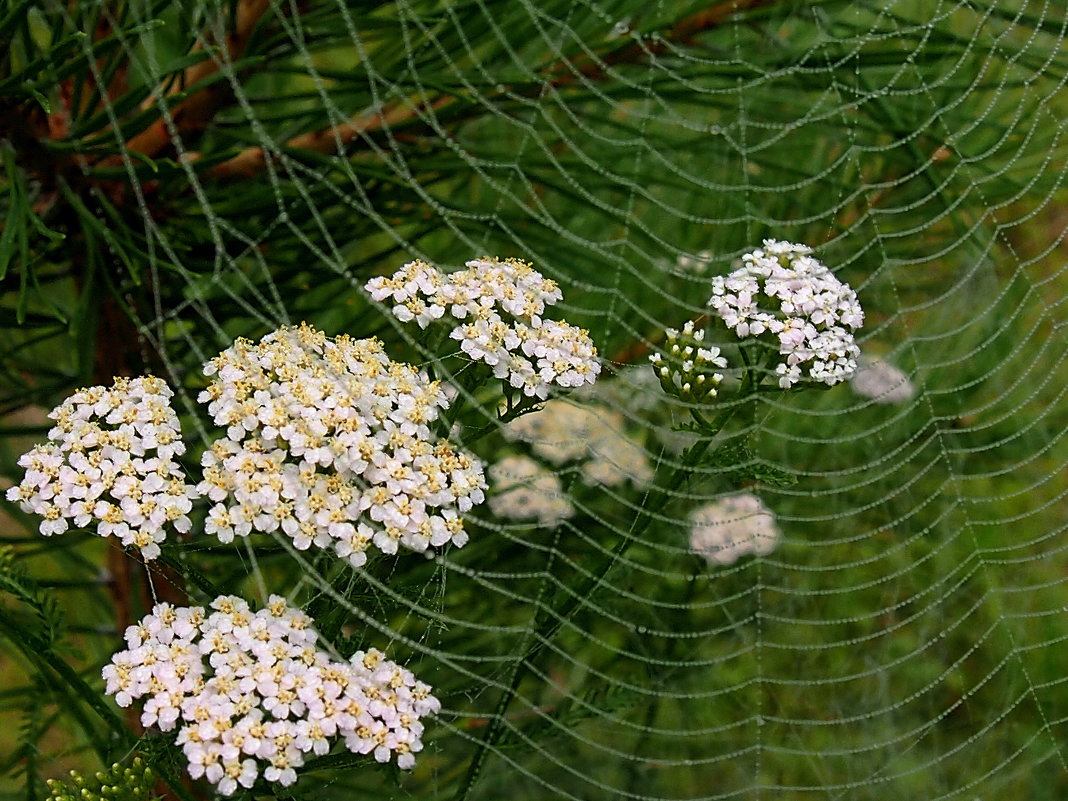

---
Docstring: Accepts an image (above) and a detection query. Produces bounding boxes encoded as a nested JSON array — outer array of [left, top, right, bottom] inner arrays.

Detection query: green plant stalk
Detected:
[[451, 365, 764, 800]]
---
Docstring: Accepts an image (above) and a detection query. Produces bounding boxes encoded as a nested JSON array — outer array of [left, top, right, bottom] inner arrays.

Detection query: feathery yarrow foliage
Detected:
[[198, 323, 486, 564], [366, 257, 600, 398], [103, 595, 439, 794], [5, 376, 198, 559], [709, 240, 863, 388]]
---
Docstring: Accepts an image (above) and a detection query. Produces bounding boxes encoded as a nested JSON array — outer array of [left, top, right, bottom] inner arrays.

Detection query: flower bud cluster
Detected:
[[366, 257, 600, 399], [5, 376, 198, 559], [197, 324, 486, 565], [648, 320, 728, 402], [103, 596, 439, 795], [708, 240, 863, 388], [487, 455, 574, 527], [502, 400, 652, 488], [689, 493, 780, 566], [46, 758, 155, 801]]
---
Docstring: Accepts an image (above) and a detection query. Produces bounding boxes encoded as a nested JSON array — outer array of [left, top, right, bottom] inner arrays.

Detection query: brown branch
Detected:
[[204, 96, 450, 179], [549, 0, 779, 87], [111, 0, 272, 164], [199, 0, 779, 180]]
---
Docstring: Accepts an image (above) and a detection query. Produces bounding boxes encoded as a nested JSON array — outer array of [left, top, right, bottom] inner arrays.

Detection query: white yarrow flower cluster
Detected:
[[851, 355, 915, 404], [366, 257, 601, 399], [708, 240, 864, 388], [502, 401, 652, 488], [487, 455, 574, 527], [689, 493, 781, 566], [5, 376, 198, 559], [648, 320, 728, 402], [103, 596, 439, 794], [197, 323, 486, 565]]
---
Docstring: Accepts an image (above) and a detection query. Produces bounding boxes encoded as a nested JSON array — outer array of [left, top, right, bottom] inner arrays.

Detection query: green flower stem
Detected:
[[461, 392, 542, 446], [451, 398, 742, 800]]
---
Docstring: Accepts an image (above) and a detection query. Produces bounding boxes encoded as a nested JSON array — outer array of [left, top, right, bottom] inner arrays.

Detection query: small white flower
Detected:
[[502, 400, 652, 488], [487, 455, 574, 526], [649, 322, 728, 401], [197, 324, 485, 563], [7, 376, 198, 558], [709, 240, 863, 387], [851, 355, 915, 404], [103, 595, 438, 790], [366, 256, 600, 398], [689, 493, 781, 566]]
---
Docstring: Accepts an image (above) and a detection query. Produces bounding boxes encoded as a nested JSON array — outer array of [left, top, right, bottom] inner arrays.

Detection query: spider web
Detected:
[[34, 0, 1068, 797]]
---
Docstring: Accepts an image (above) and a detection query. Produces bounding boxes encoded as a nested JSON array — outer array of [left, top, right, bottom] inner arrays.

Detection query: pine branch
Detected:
[[200, 0, 781, 180], [202, 95, 449, 179], [548, 0, 780, 86], [113, 0, 272, 163]]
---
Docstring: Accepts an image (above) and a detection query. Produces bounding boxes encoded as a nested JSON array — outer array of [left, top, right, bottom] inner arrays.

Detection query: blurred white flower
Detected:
[[366, 257, 600, 398], [104, 595, 438, 794], [851, 355, 915, 404], [689, 493, 780, 566], [5, 376, 198, 559], [197, 323, 485, 564], [487, 455, 574, 527], [502, 400, 653, 488], [676, 249, 714, 274], [708, 240, 863, 388]]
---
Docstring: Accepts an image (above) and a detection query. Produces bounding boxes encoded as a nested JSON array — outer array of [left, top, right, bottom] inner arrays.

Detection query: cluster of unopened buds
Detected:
[[5, 376, 198, 559], [708, 239, 863, 388], [649, 321, 728, 403], [365, 257, 600, 399], [103, 596, 439, 795], [198, 324, 486, 565]]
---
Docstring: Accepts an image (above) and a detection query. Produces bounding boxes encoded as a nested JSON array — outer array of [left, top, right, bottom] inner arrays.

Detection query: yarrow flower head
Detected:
[[648, 320, 728, 402], [502, 400, 652, 488], [851, 355, 915, 404], [708, 240, 864, 388], [366, 257, 601, 399], [689, 493, 781, 566], [103, 595, 439, 794], [197, 323, 486, 566], [5, 376, 198, 559], [487, 455, 574, 527]]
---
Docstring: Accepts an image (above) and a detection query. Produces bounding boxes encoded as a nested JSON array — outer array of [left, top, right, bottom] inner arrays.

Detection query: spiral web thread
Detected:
[[34, 0, 1068, 797]]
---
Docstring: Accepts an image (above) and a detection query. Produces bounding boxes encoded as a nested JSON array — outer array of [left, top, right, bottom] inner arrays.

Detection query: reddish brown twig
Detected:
[[204, 96, 451, 179], [549, 0, 779, 87], [113, 0, 272, 164]]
